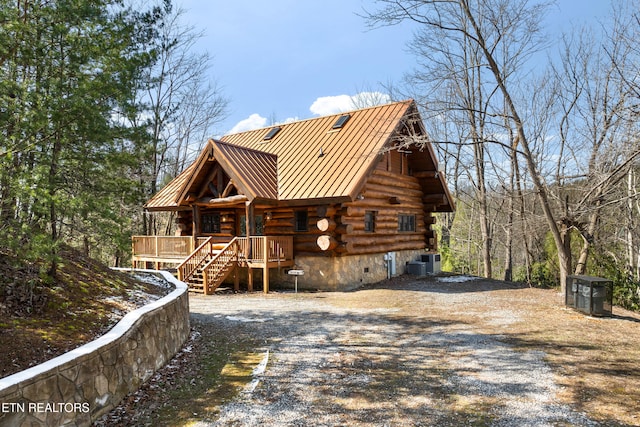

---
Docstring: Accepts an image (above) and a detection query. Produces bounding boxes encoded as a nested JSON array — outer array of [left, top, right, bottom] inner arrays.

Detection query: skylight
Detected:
[[332, 114, 350, 129], [263, 126, 281, 140]]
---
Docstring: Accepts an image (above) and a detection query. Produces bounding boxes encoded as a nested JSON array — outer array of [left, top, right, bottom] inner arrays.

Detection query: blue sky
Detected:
[[178, 0, 610, 137]]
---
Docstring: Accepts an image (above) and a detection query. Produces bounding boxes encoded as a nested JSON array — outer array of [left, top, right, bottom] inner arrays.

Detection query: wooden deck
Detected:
[[131, 235, 294, 293], [131, 236, 210, 267]]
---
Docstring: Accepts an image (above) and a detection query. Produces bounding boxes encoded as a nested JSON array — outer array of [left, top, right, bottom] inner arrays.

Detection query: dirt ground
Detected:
[[97, 274, 640, 427]]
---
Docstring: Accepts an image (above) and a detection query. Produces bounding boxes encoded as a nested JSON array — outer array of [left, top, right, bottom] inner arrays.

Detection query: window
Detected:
[[364, 211, 376, 232], [398, 214, 416, 232], [332, 114, 350, 129], [202, 212, 221, 234], [263, 126, 281, 140], [295, 210, 308, 232]]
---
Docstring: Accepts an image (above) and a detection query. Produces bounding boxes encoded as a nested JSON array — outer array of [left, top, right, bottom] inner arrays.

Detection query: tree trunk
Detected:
[[460, 2, 570, 292], [626, 168, 637, 280], [475, 141, 492, 278], [575, 210, 599, 275], [47, 135, 62, 278], [503, 200, 514, 282]]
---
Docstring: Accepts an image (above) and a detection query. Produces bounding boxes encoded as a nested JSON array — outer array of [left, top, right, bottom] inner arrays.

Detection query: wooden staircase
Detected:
[[177, 237, 239, 294]]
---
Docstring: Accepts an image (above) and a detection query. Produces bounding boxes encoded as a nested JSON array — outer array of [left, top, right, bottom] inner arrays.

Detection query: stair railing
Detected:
[[177, 236, 215, 283], [201, 237, 239, 294]]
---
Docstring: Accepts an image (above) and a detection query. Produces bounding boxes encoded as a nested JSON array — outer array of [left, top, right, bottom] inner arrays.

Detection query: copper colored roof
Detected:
[[145, 100, 455, 211], [212, 140, 278, 200], [221, 100, 413, 201]]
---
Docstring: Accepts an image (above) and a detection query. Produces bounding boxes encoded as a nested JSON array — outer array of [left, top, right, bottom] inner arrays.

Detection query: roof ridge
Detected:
[[223, 99, 414, 137]]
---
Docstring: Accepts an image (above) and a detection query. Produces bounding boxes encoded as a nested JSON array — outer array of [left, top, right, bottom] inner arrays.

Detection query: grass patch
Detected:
[[121, 322, 264, 427]]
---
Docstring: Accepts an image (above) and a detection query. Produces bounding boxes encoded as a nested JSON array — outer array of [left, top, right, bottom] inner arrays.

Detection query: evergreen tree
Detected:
[[0, 0, 169, 276]]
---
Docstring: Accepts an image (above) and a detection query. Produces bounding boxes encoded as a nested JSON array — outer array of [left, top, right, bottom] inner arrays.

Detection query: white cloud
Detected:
[[228, 113, 268, 134], [309, 92, 392, 116], [279, 116, 299, 125], [227, 114, 300, 135], [309, 95, 354, 115]]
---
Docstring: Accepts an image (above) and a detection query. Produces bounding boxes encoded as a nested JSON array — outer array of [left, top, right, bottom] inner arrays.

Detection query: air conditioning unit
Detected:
[[407, 261, 427, 276], [420, 253, 441, 274]]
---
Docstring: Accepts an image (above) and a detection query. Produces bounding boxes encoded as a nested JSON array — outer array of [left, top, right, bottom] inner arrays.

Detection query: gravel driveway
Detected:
[[185, 276, 600, 427]]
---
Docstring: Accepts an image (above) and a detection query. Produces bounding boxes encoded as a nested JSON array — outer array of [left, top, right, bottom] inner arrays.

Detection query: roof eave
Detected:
[[175, 141, 214, 206]]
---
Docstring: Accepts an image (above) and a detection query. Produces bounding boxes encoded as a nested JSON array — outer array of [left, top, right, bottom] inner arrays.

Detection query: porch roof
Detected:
[[212, 140, 278, 200]]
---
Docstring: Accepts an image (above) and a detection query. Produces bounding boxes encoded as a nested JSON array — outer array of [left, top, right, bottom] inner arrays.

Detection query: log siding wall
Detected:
[[176, 170, 436, 257], [329, 170, 434, 256]]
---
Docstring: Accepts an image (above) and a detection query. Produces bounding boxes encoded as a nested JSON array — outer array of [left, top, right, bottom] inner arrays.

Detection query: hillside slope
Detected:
[[0, 246, 169, 379]]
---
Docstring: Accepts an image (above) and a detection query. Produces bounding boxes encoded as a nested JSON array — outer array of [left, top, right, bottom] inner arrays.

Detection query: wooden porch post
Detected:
[[245, 201, 253, 256], [263, 236, 269, 294], [203, 269, 210, 295], [246, 201, 253, 292], [192, 205, 200, 238]]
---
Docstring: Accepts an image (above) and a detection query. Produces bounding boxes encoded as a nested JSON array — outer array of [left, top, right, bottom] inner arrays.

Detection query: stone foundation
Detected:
[[272, 249, 426, 291], [0, 270, 189, 427]]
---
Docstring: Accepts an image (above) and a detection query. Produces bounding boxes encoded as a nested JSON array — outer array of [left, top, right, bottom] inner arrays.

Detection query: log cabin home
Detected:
[[132, 100, 455, 293]]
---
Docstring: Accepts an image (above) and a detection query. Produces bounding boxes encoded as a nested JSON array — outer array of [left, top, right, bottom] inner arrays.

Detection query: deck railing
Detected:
[[177, 237, 215, 283], [201, 238, 239, 294], [132, 236, 228, 261], [132, 235, 294, 268], [131, 236, 194, 259], [236, 236, 293, 264]]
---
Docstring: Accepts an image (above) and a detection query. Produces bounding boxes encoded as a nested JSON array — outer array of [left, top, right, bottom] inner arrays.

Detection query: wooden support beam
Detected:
[[192, 205, 200, 237], [197, 164, 222, 198], [246, 201, 253, 259], [217, 165, 224, 196], [263, 237, 269, 294], [221, 179, 235, 198]]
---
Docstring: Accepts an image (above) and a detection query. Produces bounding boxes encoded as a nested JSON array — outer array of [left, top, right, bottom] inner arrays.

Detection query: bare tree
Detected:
[[609, 1, 640, 282], [364, 0, 640, 292], [367, 0, 551, 279], [135, 6, 229, 235], [625, 167, 640, 280], [550, 8, 640, 280]]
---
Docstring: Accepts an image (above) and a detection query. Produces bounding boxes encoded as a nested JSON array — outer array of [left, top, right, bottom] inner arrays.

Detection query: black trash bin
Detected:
[[566, 275, 613, 317], [565, 276, 578, 308]]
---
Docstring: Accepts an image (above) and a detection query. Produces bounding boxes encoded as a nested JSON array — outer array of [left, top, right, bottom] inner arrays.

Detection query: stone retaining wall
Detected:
[[0, 270, 190, 427]]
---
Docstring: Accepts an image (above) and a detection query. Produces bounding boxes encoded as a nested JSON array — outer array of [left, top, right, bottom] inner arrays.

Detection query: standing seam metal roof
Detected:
[[145, 100, 435, 209], [221, 100, 413, 201], [211, 140, 278, 200]]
